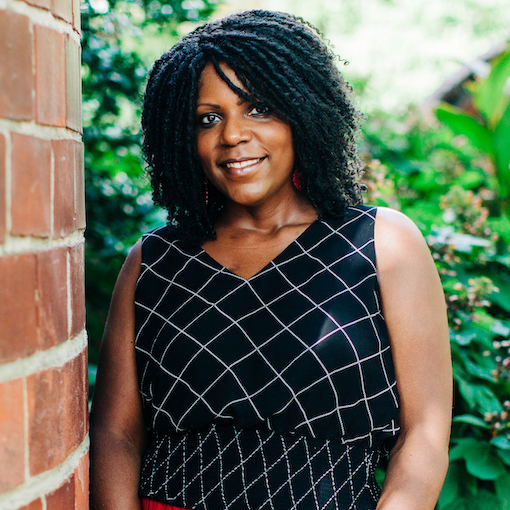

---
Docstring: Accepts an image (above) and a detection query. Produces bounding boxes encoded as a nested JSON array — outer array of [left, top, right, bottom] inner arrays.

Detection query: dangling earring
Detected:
[[292, 169, 302, 190], [204, 179, 209, 207]]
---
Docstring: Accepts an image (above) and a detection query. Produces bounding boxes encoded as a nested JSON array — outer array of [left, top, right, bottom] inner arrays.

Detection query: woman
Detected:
[[90, 10, 452, 510]]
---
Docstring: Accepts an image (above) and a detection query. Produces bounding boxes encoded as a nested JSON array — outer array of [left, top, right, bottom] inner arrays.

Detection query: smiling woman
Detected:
[[90, 10, 452, 510], [195, 63, 296, 215]]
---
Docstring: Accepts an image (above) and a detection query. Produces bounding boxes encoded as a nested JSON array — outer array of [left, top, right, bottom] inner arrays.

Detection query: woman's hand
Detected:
[[374, 208, 452, 510], [90, 241, 147, 510]]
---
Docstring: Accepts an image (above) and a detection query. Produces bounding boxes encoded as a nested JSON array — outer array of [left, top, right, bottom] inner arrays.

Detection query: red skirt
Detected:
[[141, 497, 189, 510]]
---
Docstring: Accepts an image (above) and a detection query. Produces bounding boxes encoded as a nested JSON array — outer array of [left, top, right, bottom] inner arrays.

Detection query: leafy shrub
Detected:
[[362, 106, 510, 509], [436, 47, 510, 214]]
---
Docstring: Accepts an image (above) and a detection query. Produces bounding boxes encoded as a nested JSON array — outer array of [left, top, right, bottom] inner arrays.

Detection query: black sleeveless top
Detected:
[[134, 205, 400, 509]]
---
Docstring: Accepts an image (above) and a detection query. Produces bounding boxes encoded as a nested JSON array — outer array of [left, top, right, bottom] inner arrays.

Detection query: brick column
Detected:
[[0, 0, 88, 507]]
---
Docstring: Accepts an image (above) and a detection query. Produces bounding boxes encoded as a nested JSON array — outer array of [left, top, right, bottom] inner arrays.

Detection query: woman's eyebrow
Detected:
[[196, 102, 221, 108], [196, 98, 250, 109]]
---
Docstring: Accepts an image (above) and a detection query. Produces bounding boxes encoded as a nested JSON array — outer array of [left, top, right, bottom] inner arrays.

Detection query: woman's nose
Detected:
[[220, 116, 251, 146]]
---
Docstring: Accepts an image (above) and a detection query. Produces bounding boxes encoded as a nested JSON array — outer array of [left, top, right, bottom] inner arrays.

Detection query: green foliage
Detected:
[[362, 105, 510, 509], [435, 47, 510, 209], [83, 0, 218, 385]]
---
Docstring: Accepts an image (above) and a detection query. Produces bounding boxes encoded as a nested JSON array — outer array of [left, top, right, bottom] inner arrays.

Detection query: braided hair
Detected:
[[142, 10, 364, 245]]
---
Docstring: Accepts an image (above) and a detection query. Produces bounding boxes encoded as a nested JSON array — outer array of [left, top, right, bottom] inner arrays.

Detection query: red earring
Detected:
[[292, 169, 302, 190]]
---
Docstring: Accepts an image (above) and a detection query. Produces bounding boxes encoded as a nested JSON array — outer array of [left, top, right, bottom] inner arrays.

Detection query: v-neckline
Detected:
[[198, 218, 321, 282]]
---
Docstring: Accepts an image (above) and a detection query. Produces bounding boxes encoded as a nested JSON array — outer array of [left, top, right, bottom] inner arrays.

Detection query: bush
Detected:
[[362, 106, 510, 509]]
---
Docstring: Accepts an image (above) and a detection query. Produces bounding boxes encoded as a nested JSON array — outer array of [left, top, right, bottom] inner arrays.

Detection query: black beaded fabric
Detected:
[[134, 205, 400, 510]]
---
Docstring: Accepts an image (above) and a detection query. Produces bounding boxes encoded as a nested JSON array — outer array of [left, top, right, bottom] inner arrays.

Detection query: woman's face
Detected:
[[196, 62, 296, 209]]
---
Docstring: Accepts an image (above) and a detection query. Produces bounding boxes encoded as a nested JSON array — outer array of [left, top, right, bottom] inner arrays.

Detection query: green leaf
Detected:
[[456, 380, 502, 413], [450, 438, 506, 480], [453, 414, 490, 429], [495, 473, 510, 510], [497, 448, 510, 466], [489, 273, 510, 313], [436, 104, 494, 155], [492, 436, 510, 450], [494, 104, 510, 197], [491, 320, 510, 338], [466, 447, 506, 480], [464, 357, 496, 382], [443, 491, 503, 510], [451, 331, 477, 346], [475, 386, 504, 414], [456, 378, 477, 409], [450, 438, 480, 461], [474, 50, 510, 127]]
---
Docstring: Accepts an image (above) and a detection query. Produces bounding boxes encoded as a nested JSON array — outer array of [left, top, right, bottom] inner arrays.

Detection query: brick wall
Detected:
[[0, 0, 88, 507]]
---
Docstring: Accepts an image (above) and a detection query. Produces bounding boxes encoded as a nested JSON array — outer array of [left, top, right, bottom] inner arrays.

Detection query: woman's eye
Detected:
[[249, 105, 270, 117], [199, 113, 220, 126]]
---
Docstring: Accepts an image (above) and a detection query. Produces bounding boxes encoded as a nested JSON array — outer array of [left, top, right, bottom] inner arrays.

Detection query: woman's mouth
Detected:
[[222, 157, 265, 174]]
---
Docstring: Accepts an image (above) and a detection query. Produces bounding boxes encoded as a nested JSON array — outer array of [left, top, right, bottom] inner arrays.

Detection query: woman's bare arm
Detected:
[[374, 208, 452, 510], [90, 241, 147, 510]]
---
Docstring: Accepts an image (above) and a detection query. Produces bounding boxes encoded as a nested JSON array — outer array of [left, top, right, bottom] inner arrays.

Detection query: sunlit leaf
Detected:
[[474, 50, 510, 127], [493, 104, 510, 198], [492, 436, 510, 451], [436, 104, 494, 155], [453, 414, 490, 429]]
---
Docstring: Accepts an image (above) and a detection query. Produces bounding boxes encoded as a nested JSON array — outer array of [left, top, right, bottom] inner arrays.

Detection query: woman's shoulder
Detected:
[[373, 206, 433, 273]]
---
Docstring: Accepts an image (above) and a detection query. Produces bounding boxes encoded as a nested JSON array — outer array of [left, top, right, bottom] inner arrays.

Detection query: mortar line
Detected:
[[0, 230, 84, 256], [0, 119, 82, 142], [0, 330, 88, 383], [0, 436, 90, 510]]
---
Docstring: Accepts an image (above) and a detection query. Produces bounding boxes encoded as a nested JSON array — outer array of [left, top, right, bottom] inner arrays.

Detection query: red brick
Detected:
[[69, 243, 85, 337], [0, 253, 38, 363], [35, 25, 66, 127], [75, 142, 85, 229], [0, 12, 35, 121], [11, 133, 52, 237], [53, 139, 76, 237], [46, 474, 75, 510], [52, 0, 73, 23], [36, 248, 68, 348], [64, 350, 88, 453], [27, 366, 66, 475], [66, 35, 82, 132], [19, 499, 44, 510], [0, 378, 25, 492], [0, 134, 6, 242], [74, 451, 89, 510]]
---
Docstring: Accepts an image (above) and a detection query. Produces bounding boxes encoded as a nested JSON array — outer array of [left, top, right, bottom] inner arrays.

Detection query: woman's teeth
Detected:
[[225, 158, 261, 169]]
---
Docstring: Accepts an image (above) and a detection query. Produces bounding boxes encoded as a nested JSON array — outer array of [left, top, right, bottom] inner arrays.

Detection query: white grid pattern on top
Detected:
[[135, 205, 400, 509], [140, 424, 383, 510]]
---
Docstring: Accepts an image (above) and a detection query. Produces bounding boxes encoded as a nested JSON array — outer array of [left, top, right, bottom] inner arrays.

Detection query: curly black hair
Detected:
[[142, 9, 364, 245]]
